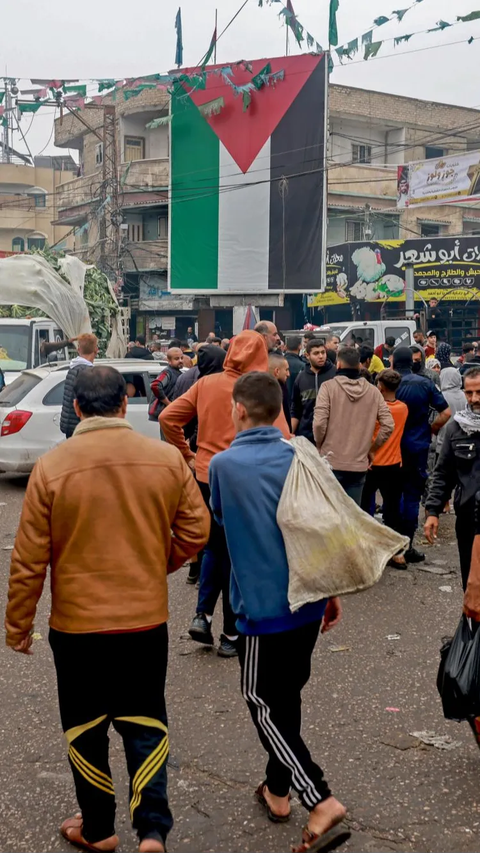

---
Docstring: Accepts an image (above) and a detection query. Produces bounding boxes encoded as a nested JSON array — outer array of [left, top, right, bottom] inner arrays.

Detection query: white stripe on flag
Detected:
[[217, 139, 271, 292]]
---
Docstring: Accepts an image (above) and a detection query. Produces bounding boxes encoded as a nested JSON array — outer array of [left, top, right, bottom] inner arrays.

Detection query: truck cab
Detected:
[[0, 319, 68, 385]]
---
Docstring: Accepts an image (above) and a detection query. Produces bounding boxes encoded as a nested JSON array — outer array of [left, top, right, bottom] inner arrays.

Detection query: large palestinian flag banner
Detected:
[[169, 54, 327, 293]]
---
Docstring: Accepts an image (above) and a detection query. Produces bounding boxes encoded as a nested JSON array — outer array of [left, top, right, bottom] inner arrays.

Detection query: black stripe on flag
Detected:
[[268, 56, 326, 291]]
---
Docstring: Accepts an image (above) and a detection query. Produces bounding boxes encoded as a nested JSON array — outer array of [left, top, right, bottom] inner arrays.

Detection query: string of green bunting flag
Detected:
[[337, 9, 480, 62], [2, 4, 480, 127]]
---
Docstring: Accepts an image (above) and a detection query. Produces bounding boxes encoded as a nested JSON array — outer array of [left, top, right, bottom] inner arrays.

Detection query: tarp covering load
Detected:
[[0, 255, 91, 338]]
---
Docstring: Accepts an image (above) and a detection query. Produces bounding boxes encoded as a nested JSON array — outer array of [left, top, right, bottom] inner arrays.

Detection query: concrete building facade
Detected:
[[0, 155, 77, 254], [52, 82, 480, 337]]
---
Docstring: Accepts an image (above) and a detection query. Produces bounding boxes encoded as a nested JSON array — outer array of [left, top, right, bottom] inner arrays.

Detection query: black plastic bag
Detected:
[[437, 614, 480, 721]]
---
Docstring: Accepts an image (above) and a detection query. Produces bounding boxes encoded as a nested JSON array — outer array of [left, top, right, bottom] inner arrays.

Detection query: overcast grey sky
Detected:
[[2, 0, 480, 159]]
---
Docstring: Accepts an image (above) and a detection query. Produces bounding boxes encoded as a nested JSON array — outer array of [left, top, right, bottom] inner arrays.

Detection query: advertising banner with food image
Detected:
[[397, 150, 480, 208], [309, 237, 480, 308]]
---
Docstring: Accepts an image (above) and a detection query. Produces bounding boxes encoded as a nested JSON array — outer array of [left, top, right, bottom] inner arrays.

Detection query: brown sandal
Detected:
[[292, 823, 351, 853], [60, 814, 119, 852], [255, 782, 291, 823]]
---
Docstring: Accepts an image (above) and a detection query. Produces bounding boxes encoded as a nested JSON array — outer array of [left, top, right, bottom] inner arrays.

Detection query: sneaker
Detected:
[[217, 635, 239, 658], [405, 547, 425, 564], [188, 613, 214, 645]]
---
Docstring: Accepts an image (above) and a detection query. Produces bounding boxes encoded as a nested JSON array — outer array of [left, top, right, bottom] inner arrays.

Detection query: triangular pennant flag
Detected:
[[146, 115, 173, 128], [307, 32, 315, 48], [316, 41, 324, 52], [242, 90, 252, 111], [393, 9, 409, 22], [362, 30, 373, 44], [64, 84, 87, 97], [198, 96, 225, 117], [469, 35, 475, 43], [364, 40, 382, 59], [373, 15, 389, 25], [428, 19, 452, 31], [18, 102, 43, 113], [347, 37, 359, 54], [458, 11, 480, 22], [394, 33, 413, 45], [98, 80, 116, 92], [252, 62, 272, 90]]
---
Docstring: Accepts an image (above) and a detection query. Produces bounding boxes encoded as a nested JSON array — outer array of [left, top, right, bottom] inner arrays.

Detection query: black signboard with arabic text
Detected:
[[309, 237, 480, 307]]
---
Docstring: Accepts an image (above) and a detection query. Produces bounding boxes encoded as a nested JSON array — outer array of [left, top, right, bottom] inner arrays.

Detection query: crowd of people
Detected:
[[4, 317, 480, 853]]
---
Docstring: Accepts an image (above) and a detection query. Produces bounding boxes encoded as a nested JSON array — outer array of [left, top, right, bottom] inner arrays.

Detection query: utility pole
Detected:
[[1, 79, 17, 163], [99, 104, 120, 284], [404, 262, 415, 318], [363, 203, 372, 241]]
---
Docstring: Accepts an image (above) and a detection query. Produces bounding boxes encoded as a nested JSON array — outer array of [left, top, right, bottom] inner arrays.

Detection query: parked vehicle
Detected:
[[0, 318, 71, 385], [283, 320, 418, 350], [0, 358, 167, 474]]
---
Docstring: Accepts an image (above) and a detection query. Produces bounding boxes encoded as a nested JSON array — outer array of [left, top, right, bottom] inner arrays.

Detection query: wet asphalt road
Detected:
[[1, 474, 480, 853]]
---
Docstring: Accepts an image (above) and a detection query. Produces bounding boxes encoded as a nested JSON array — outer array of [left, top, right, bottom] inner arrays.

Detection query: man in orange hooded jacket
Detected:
[[160, 330, 290, 658]]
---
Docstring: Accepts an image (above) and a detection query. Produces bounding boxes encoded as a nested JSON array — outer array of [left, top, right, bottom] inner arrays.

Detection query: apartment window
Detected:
[[124, 137, 145, 162], [12, 237, 24, 252], [158, 216, 168, 239], [128, 222, 143, 242], [346, 220, 362, 242], [352, 144, 372, 164], [27, 235, 46, 250], [95, 143, 103, 166], [420, 223, 441, 238], [34, 194, 46, 208], [425, 146, 445, 160], [463, 220, 480, 235]]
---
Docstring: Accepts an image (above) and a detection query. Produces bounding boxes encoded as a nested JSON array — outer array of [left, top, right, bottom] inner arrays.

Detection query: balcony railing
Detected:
[[56, 158, 169, 221]]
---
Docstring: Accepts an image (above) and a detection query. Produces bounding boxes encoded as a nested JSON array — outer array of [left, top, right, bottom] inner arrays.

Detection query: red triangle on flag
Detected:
[[181, 54, 324, 174]]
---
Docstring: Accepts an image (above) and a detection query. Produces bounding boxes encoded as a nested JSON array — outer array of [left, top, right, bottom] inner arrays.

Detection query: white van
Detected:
[[283, 320, 418, 350]]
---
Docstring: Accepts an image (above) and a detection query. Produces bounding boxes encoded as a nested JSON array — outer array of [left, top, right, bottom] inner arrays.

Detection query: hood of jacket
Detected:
[[333, 374, 372, 401], [410, 344, 426, 368], [223, 330, 268, 377], [440, 366, 462, 393], [198, 344, 226, 376], [70, 355, 93, 369]]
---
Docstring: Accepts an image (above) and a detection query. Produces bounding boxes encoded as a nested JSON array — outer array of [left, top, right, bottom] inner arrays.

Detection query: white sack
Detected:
[[0, 255, 91, 338], [277, 436, 409, 611]]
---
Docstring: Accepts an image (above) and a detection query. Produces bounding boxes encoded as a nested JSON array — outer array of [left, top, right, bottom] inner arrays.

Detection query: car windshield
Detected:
[[0, 325, 30, 371]]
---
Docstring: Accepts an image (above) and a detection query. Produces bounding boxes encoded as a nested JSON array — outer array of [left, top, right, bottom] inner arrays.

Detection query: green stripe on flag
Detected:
[[170, 87, 219, 290]]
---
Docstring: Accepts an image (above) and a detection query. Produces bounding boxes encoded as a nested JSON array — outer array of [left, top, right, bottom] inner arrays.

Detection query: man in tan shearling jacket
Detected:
[[5, 365, 210, 853]]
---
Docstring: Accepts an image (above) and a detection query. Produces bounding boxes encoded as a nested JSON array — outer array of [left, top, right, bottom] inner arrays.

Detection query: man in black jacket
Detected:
[[148, 347, 184, 423], [284, 335, 305, 398], [425, 366, 480, 589], [125, 334, 154, 360], [291, 338, 336, 443], [60, 334, 98, 438]]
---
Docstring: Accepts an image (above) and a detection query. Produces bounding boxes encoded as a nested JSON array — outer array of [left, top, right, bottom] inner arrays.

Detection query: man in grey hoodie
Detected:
[[436, 368, 466, 454], [313, 346, 394, 504], [60, 334, 98, 438]]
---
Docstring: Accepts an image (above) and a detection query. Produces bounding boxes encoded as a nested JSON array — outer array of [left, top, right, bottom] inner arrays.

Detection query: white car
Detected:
[[0, 358, 169, 474]]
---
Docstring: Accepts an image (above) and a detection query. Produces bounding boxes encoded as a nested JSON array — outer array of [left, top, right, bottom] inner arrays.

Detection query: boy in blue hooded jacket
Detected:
[[209, 371, 349, 853]]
